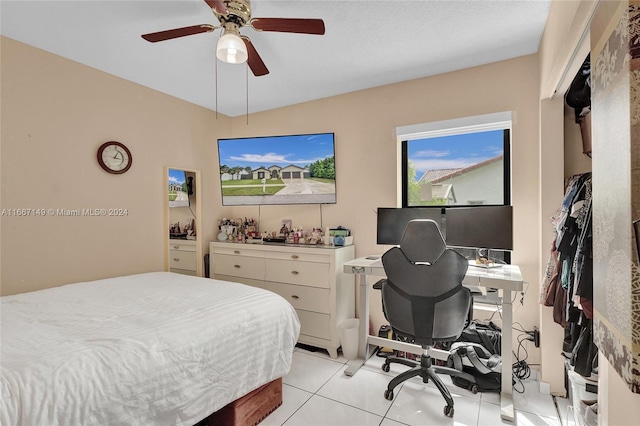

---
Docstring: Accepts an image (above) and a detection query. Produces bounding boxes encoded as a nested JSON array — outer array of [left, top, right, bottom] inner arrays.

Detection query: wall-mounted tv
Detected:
[[217, 133, 336, 206]]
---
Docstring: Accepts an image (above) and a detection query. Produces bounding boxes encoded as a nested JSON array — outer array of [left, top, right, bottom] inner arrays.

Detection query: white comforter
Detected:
[[1, 272, 300, 426]]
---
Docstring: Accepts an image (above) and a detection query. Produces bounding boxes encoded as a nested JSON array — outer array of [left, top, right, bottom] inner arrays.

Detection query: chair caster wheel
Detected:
[[384, 389, 394, 400], [382, 363, 390, 373], [444, 405, 454, 417], [470, 384, 478, 394]]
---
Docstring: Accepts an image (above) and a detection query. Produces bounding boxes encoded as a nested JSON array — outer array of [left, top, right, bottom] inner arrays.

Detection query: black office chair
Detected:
[[377, 219, 475, 417]]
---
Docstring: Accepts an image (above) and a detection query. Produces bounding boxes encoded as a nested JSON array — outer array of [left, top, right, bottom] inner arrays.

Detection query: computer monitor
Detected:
[[376, 207, 443, 245], [444, 206, 513, 251]]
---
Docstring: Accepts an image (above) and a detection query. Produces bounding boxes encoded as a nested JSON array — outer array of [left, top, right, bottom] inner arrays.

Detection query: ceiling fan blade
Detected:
[[250, 18, 325, 35], [241, 36, 269, 76], [141, 24, 215, 43], [204, 0, 227, 15]]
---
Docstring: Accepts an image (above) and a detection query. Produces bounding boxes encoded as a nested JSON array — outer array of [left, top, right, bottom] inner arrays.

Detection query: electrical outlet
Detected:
[[526, 327, 540, 348]]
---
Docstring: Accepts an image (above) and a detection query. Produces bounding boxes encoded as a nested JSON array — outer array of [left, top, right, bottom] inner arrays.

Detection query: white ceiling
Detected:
[[1, 0, 552, 118]]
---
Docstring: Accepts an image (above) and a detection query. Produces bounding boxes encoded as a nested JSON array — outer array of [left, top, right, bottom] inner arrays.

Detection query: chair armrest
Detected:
[[373, 279, 386, 290]]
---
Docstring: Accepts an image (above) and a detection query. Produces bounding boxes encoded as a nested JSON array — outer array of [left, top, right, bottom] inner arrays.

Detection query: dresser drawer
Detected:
[[265, 259, 330, 288], [169, 242, 197, 252], [213, 246, 265, 258], [169, 250, 196, 270], [266, 251, 330, 264], [297, 310, 331, 340], [212, 254, 265, 281], [265, 281, 330, 314]]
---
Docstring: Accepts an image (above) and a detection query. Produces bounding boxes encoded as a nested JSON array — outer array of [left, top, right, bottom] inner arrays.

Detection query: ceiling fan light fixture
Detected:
[[216, 30, 248, 64]]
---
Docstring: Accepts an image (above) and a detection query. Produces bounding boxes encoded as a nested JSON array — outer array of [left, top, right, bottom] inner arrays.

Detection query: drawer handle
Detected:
[[291, 295, 299, 299], [173, 245, 180, 249], [291, 270, 299, 275], [234, 250, 240, 254], [234, 264, 241, 268], [291, 255, 299, 259], [173, 258, 180, 262]]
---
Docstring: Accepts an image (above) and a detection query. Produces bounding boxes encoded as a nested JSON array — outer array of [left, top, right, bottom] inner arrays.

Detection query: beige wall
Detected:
[[0, 36, 228, 294], [224, 54, 543, 364], [539, 0, 599, 99]]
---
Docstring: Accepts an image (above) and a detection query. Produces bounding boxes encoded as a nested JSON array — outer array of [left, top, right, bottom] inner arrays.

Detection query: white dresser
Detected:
[[209, 242, 355, 358], [169, 239, 197, 276]]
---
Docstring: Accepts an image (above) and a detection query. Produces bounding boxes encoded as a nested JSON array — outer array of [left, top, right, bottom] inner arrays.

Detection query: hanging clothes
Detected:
[[540, 172, 595, 378]]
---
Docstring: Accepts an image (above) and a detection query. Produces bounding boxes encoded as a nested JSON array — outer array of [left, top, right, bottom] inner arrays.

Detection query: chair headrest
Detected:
[[399, 219, 447, 263]]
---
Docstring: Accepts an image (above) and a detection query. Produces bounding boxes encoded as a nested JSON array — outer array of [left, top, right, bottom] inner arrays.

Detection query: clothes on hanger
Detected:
[[541, 172, 595, 377]]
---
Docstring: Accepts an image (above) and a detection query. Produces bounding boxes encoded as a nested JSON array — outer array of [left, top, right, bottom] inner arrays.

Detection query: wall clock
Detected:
[[97, 141, 132, 174]]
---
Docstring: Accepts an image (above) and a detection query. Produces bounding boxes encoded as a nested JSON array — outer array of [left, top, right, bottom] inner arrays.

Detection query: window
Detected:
[[398, 113, 511, 208], [396, 112, 513, 262]]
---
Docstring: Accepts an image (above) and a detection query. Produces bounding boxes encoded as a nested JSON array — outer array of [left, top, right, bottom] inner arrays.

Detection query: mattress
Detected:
[[1, 272, 300, 426]]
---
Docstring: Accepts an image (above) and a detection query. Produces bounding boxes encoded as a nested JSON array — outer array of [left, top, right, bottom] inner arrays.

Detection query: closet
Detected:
[[541, 55, 596, 425]]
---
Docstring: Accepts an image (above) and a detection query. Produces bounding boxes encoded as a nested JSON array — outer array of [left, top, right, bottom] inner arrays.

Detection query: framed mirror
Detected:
[[165, 167, 202, 277]]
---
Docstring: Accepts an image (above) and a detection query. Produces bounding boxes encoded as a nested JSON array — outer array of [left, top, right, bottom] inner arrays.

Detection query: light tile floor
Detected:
[[263, 346, 566, 426]]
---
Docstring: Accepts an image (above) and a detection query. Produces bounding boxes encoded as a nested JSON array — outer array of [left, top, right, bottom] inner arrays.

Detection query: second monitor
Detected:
[[376, 206, 513, 252], [444, 206, 513, 251]]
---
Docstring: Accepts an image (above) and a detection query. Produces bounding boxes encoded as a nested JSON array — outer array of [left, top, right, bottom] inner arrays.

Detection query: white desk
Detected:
[[343, 256, 523, 422]]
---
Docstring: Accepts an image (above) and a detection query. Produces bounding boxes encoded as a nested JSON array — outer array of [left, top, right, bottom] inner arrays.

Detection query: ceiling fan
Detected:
[[141, 0, 325, 77]]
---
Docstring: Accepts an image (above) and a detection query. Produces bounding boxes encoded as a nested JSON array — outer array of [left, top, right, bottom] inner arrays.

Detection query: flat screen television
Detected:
[[445, 205, 513, 251], [376, 207, 444, 245], [217, 133, 337, 206]]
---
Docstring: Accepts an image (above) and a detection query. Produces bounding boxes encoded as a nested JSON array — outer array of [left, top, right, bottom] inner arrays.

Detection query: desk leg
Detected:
[[500, 289, 515, 422], [344, 273, 372, 376]]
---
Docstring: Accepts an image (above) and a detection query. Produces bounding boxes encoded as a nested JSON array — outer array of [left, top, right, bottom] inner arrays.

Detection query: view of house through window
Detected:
[[402, 128, 510, 207]]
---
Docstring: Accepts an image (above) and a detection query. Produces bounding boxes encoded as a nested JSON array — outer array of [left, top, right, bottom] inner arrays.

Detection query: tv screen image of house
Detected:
[[217, 133, 336, 206], [168, 168, 190, 208]]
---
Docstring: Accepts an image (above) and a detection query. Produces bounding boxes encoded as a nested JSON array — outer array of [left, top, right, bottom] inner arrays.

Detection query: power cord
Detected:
[[511, 331, 533, 393], [486, 302, 502, 323], [517, 281, 529, 304]]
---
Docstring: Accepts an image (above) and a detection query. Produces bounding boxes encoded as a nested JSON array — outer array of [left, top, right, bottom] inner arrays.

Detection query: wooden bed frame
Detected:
[[196, 378, 283, 426]]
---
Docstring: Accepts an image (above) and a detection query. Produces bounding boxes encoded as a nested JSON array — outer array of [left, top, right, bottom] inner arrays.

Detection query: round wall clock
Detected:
[[97, 141, 132, 174]]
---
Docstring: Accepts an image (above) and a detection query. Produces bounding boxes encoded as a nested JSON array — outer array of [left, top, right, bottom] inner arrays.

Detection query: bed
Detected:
[[1, 272, 300, 425]]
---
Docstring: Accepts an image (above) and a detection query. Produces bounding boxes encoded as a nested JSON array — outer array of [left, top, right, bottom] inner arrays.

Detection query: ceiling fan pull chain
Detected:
[[215, 52, 219, 119], [246, 62, 249, 125]]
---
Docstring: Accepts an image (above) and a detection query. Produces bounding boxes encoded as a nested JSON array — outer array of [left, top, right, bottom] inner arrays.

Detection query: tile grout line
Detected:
[[280, 355, 350, 425], [286, 349, 562, 425], [552, 396, 565, 426]]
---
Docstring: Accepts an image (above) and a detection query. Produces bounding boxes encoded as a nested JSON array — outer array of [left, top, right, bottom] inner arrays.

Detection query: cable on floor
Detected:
[[511, 330, 534, 393]]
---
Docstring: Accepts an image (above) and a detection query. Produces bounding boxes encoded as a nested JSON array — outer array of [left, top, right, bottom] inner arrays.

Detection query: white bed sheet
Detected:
[[1, 272, 300, 426]]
